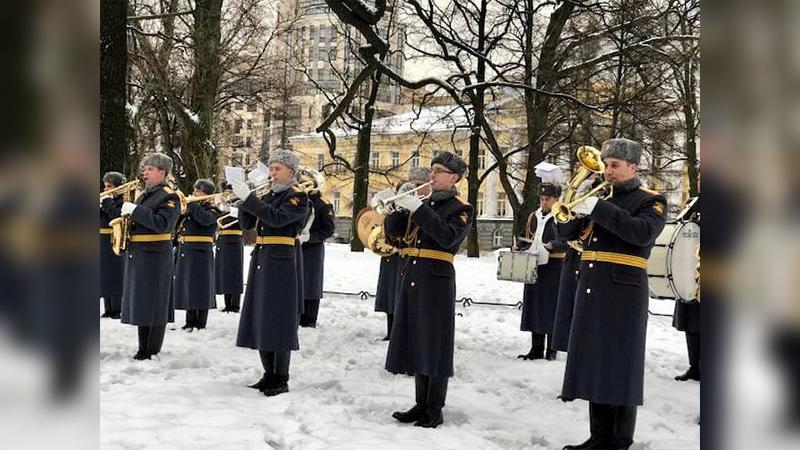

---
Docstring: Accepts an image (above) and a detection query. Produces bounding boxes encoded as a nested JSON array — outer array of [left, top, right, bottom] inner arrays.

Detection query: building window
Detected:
[[317, 153, 325, 171], [492, 228, 504, 247], [410, 153, 420, 168], [478, 148, 486, 170], [390, 151, 400, 167], [232, 135, 243, 147], [332, 191, 341, 214], [497, 192, 508, 216], [234, 119, 243, 133], [477, 193, 485, 216], [247, 119, 253, 129], [247, 104, 257, 112], [245, 137, 252, 147], [370, 151, 380, 169]]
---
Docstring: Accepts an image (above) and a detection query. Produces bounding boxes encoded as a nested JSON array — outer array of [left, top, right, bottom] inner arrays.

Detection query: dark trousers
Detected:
[[224, 294, 240, 312], [259, 350, 291, 376], [387, 313, 394, 337], [686, 332, 700, 373], [299, 299, 320, 327], [414, 374, 449, 414], [588, 402, 637, 448], [137, 325, 166, 356], [185, 310, 209, 328]]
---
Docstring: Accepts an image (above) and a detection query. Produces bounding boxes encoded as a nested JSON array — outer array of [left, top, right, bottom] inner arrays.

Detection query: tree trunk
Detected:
[[179, 0, 224, 192], [350, 74, 382, 252], [100, 0, 128, 176]]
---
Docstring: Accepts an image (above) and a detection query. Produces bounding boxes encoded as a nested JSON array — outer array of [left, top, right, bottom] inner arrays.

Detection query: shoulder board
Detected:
[[454, 196, 469, 205], [320, 197, 330, 205], [163, 186, 174, 194], [291, 185, 304, 193], [638, 186, 660, 196]]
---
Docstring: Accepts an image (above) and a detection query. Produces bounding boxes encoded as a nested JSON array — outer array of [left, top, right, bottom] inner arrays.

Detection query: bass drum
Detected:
[[648, 221, 700, 302]]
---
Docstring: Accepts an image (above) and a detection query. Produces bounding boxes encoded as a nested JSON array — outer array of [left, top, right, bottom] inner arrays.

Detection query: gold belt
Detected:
[[100, 228, 113, 235], [399, 248, 455, 263], [255, 236, 296, 246], [218, 230, 243, 236], [550, 252, 566, 258], [129, 233, 172, 242], [581, 251, 648, 270], [178, 235, 214, 243]]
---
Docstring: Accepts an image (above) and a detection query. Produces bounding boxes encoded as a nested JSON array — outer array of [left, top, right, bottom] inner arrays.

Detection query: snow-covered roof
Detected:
[[290, 104, 471, 141]]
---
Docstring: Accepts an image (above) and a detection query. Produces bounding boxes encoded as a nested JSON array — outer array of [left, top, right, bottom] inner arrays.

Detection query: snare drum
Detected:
[[648, 221, 700, 302], [497, 250, 538, 284]]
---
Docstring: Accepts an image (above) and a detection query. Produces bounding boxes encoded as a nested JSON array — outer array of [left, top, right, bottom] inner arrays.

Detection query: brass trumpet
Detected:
[[100, 180, 142, 202], [371, 181, 433, 215], [216, 174, 322, 229], [552, 146, 613, 224]]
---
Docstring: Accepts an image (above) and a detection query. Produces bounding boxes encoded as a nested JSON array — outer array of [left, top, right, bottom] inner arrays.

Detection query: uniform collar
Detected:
[[271, 179, 297, 193], [430, 187, 457, 202], [613, 176, 641, 194], [144, 181, 167, 194]]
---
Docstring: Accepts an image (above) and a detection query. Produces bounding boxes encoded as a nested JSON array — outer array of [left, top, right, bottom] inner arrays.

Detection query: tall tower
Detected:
[[266, 0, 405, 153]]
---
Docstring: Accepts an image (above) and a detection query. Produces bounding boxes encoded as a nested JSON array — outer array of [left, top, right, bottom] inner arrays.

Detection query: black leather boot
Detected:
[[230, 294, 241, 313], [545, 349, 558, 361], [518, 333, 545, 360], [146, 325, 166, 357], [393, 375, 428, 423], [262, 374, 289, 396], [195, 310, 209, 329], [608, 405, 637, 449], [563, 403, 613, 449], [674, 366, 700, 381], [133, 326, 151, 360], [300, 299, 320, 328], [415, 376, 448, 428]]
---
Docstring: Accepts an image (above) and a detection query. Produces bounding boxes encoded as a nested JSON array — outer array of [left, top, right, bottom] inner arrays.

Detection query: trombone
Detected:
[[552, 146, 613, 224], [371, 181, 432, 215]]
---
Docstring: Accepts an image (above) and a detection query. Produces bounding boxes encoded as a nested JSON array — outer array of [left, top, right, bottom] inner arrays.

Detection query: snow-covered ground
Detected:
[[100, 244, 699, 449]]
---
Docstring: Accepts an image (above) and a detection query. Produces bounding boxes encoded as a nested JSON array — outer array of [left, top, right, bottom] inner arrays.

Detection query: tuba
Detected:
[[552, 146, 613, 224], [356, 207, 397, 256]]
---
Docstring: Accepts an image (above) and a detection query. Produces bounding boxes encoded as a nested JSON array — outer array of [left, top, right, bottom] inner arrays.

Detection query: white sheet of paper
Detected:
[[225, 166, 245, 184], [248, 162, 269, 184]]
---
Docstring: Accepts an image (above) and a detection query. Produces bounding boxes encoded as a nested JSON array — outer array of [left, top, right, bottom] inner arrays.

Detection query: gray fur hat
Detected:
[[431, 151, 467, 179], [194, 178, 216, 195], [408, 166, 431, 182], [141, 152, 174, 174], [103, 171, 127, 187], [267, 149, 299, 172], [601, 138, 642, 165]]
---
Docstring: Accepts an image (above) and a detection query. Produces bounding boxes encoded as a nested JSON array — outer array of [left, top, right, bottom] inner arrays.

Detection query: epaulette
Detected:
[[320, 197, 330, 205], [291, 185, 304, 193], [163, 186, 174, 194], [454, 196, 469, 206], [639, 186, 660, 196]]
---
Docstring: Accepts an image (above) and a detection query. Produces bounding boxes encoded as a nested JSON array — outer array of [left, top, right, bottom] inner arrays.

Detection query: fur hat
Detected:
[[267, 149, 299, 172], [408, 167, 431, 182], [103, 171, 127, 187], [601, 138, 642, 165], [431, 151, 467, 179], [194, 179, 216, 195], [539, 182, 562, 198], [141, 152, 174, 174]]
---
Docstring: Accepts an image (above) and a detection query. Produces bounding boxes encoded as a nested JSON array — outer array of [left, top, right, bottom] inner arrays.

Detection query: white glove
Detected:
[[227, 206, 239, 218], [299, 229, 310, 243], [394, 194, 423, 213], [230, 180, 251, 201], [571, 196, 599, 216], [121, 202, 137, 216], [370, 188, 396, 210]]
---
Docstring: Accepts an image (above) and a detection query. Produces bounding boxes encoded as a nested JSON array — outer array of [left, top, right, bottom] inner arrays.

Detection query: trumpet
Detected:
[[371, 181, 432, 215], [100, 180, 142, 202], [552, 146, 613, 224]]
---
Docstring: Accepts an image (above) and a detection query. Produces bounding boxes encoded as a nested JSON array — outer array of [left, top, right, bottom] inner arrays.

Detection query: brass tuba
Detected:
[[552, 146, 613, 224], [356, 207, 397, 256]]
